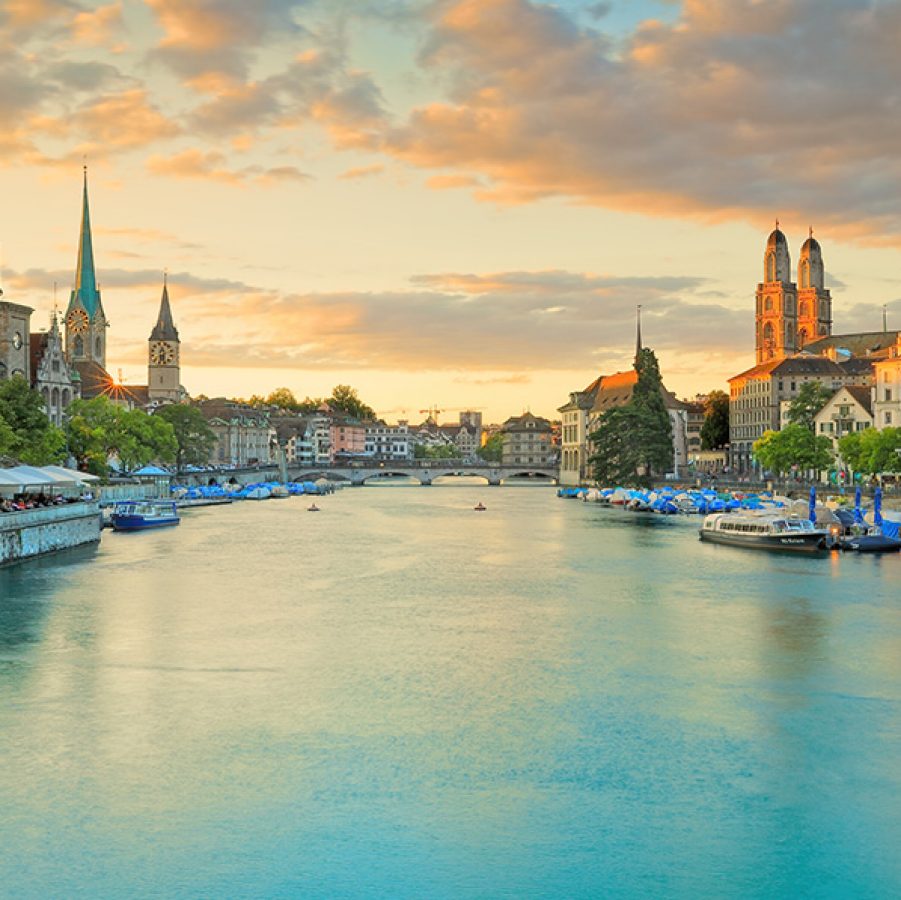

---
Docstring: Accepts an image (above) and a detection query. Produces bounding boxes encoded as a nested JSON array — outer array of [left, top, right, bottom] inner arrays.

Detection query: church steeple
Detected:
[[71, 167, 102, 319], [150, 273, 179, 341], [65, 167, 107, 369]]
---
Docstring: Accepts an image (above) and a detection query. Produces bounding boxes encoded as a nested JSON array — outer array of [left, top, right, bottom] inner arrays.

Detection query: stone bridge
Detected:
[[188, 461, 558, 487]]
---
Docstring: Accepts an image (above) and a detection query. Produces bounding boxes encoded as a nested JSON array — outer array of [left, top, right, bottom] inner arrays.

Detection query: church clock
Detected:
[[150, 342, 176, 365], [67, 309, 89, 334]]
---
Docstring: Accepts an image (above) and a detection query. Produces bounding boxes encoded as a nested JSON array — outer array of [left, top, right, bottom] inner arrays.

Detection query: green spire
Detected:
[[69, 166, 102, 318]]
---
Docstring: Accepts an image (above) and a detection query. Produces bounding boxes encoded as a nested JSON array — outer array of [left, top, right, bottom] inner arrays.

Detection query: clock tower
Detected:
[[147, 276, 181, 403]]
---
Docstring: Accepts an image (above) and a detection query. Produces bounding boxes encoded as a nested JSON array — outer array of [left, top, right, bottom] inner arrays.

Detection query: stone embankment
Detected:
[[0, 502, 101, 566]]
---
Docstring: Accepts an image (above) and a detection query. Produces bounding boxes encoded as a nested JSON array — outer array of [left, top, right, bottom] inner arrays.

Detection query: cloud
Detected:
[[72, 1, 123, 47], [339, 163, 385, 179], [145, 0, 309, 82], [146, 149, 310, 184], [355, 0, 901, 244]]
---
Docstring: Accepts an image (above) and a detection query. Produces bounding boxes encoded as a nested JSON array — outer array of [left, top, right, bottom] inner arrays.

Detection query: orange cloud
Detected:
[[339, 164, 384, 180], [72, 2, 124, 48], [146, 148, 310, 185]]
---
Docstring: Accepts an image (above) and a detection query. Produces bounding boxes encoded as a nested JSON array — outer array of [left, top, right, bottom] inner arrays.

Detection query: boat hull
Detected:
[[699, 530, 826, 553], [112, 515, 180, 531], [840, 535, 901, 553]]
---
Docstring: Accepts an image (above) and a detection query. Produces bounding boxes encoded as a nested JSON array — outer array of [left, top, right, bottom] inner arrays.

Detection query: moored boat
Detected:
[[699, 511, 827, 553], [111, 500, 180, 531]]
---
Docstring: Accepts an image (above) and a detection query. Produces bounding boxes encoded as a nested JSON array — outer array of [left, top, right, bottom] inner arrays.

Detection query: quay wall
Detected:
[[0, 502, 101, 566]]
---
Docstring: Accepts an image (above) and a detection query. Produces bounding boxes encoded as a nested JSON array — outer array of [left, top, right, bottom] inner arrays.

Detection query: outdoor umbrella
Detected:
[[874, 487, 883, 527], [809, 486, 817, 523], [854, 485, 864, 525]]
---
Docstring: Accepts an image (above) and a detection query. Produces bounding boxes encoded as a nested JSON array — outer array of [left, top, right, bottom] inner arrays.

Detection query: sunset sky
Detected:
[[2, 0, 901, 422]]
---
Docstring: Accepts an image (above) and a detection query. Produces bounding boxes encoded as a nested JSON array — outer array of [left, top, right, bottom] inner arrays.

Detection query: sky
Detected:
[[2, 0, 901, 423]]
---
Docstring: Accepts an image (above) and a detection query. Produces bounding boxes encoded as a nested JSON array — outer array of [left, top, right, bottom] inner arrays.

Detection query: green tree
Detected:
[[590, 349, 673, 487], [478, 432, 503, 462], [0, 375, 66, 464], [753, 424, 832, 475], [700, 389, 730, 450], [787, 382, 834, 430], [155, 404, 217, 472], [838, 427, 901, 475], [65, 396, 176, 475], [329, 385, 376, 421]]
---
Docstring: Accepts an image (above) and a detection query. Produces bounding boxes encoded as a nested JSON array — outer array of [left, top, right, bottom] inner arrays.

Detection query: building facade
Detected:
[[813, 386, 873, 454], [0, 298, 33, 382], [198, 399, 276, 467], [365, 421, 413, 460], [558, 376, 601, 486], [30, 314, 77, 426], [872, 337, 901, 429], [501, 412, 554, 465]]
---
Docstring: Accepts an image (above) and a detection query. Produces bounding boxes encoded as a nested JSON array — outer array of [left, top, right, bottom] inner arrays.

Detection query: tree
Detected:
[[838, 427, 901, 475], [65, 396, 176, 475], [753, 424, 832, 476], [155, 404, 217, 472], [478, 432, 503, 462], [787, 382, 834, 431], [0, 375, 66, 464], [329, 385, 376, 420], [700, 389, 729, 450], [589, 349, 673, 487]]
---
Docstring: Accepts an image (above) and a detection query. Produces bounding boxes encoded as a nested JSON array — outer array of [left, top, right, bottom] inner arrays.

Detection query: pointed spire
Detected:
[[634, 304, 643, 364], [69, 166, 102, 318], [150, 273, 179, 341], [809, 225, 814, 239]]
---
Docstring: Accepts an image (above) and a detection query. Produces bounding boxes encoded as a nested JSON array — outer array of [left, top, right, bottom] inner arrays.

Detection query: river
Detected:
[[1, 484, 899, 898]]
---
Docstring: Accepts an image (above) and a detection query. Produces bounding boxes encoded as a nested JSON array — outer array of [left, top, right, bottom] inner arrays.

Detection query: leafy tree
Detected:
[[66, 396, 176, 475], [155, 404, 216, 471], [0, 375, 66, 464], [753, 424, 832, 475], [838, 427, 901, 475], [700, 389, 729, 450], [787, 382, 834, 430], [329, 385, 376, 421], [478, 432, 503, 462], [590, 349, 673, 487]]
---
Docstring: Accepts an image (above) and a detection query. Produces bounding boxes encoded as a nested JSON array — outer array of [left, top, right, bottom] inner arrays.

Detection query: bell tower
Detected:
[[755, 222, 797, 363], [796, 228, 831, 348], [64, 167, 107, 368], [147, 275, 181, 403]]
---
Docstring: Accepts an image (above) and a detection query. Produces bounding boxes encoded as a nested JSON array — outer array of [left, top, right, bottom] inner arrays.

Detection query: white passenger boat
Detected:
[[111, 500, 180, 531], [699, 512, 828, 553]]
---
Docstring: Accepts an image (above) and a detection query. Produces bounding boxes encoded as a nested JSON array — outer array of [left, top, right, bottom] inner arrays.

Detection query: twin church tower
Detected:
[[755, 224, 832, 364], [63, 169, 182, 404]]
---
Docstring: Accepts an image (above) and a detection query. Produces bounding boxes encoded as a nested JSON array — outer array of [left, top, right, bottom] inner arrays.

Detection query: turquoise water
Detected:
[[1, 486, 899, 899]]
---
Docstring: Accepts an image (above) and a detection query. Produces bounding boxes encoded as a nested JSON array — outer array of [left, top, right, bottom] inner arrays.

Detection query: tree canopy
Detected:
[[478, 432, 503, 462], [589, 349, 673, 487], [242, 385, 376, 419], [66, 396, 177, 475], [752, 424, 832, 475], [0, 375, 66, 464], [155, 404, 216, 472], [700, 389, 729, 450], [838, 427, 901, 475], [787, 382, 834, 430]]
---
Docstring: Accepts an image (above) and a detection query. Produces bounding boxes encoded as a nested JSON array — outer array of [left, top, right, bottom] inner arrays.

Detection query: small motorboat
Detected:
[[308, 503, 320, 512], [111, 500, 180, 531], [841, 533, 901, 553], [474, 502, 486, 511]]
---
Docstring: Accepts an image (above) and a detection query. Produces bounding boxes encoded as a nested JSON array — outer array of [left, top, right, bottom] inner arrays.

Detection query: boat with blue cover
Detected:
[[111, 500, 180, 531]]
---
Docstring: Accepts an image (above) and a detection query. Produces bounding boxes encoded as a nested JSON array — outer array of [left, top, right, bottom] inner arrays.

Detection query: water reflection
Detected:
[[0, 490, 899, 899]]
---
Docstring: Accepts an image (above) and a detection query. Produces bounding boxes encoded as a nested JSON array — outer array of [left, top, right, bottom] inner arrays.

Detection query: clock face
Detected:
[[150, 342, 175, 365], [67, 309, 89, 335], [12, 332, 21, 350]]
